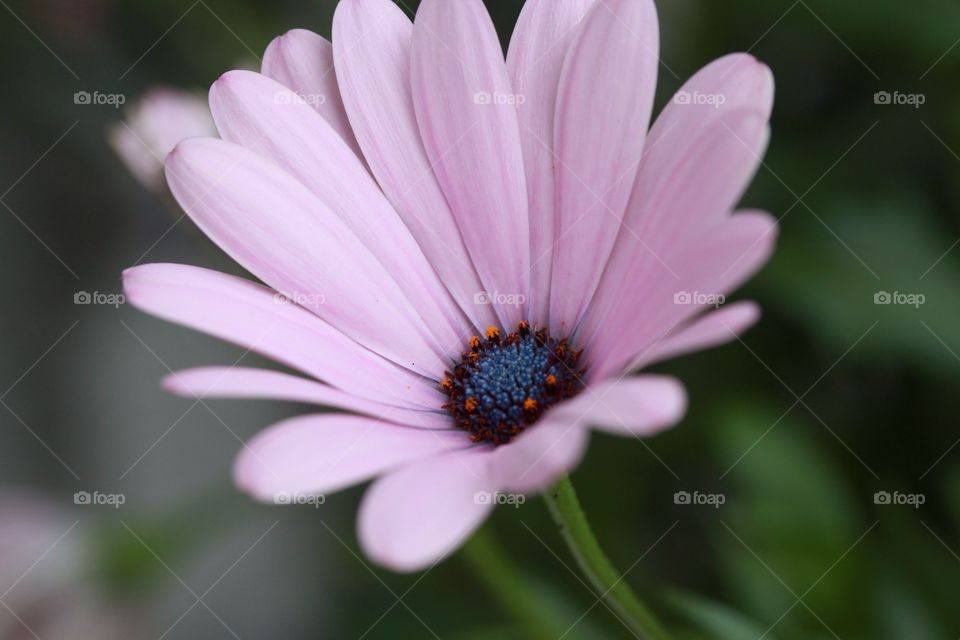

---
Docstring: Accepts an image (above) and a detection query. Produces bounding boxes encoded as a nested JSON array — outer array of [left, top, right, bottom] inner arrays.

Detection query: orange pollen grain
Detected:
[[485, 326, 501, 340], [523, 397, 538, 412], [469, 336, 482, 350], [465, 397, 478, 412], [545, 374, 557, 386]]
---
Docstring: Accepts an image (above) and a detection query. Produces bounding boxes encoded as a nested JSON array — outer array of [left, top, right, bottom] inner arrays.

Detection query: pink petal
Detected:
[[209, 70, 470, 356], [122, 264, 440, 409], [491, 375, 685, 492], [569, 375, 687, 436], [610, 56, 773, 269], [411, 0, 530, 328], [579, 57, 772, 349], [629, 108, 771, 253], [655, 210, 778, 323], [549, 0, 660, 334], [358, 448, 495, 572], [491, 413, 590, 494], [644, 53, 774, 157], [591, 210, 778, 379], [332, 0, 496, 332], [164, 137, 450, 378], [506, 0, 597, 325], [261, 29, 363, 158], [580, 108, 771, 354], [636, 301, 761, 368], [163, 367, 450, 429], [234, 414, 468, 501]]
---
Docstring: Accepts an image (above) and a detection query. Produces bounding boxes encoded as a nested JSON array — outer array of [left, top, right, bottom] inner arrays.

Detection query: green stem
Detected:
[[543, 475, 672, 640], [461, 527, 557, 640]]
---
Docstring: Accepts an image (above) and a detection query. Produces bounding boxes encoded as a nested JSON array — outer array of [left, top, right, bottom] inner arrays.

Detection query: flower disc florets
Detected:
[[441, 321, 585, 445]]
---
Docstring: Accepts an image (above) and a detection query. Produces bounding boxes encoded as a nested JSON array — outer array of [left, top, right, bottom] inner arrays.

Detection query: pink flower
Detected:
[[0, 490, 142, 639], [124, 0, 776, 572], [108, 87, 215, 191]]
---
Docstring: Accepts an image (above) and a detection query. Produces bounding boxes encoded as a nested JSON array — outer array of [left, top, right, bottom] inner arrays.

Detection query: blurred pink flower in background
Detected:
[[124, 0, 776, 571], [0, 490, 141, 640], [108, 87, 215, 192]]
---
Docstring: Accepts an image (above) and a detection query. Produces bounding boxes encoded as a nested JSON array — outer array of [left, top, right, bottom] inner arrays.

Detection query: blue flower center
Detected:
[[441, 322, 585, 445]]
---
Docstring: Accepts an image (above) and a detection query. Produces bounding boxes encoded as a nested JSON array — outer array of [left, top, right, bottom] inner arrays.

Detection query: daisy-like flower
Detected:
[[124, 0, 776, 572]]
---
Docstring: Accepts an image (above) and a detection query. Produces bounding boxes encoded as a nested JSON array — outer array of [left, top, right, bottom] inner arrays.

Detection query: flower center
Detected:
[[441, 321, 585, 445]]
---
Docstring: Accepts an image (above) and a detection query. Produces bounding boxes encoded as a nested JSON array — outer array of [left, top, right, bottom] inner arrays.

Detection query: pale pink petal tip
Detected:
[[232, 414, 467, 503], [549, 375, 687, 439], [641, 301, 762, 367], [590, 376, 688, 436], [491, 418, 590, 494], [357, 449, 494, 572], [260, 28, 363, 157]]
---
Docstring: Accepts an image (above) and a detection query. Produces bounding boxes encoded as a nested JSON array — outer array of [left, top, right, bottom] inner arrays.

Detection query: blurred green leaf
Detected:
[[763, 192, 960, 377], [666, 588, 780, 640], [710, 403, 865, 638]]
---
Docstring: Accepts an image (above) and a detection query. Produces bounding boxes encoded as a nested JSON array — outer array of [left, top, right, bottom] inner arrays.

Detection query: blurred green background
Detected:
[[1, 0, 958, 638]]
